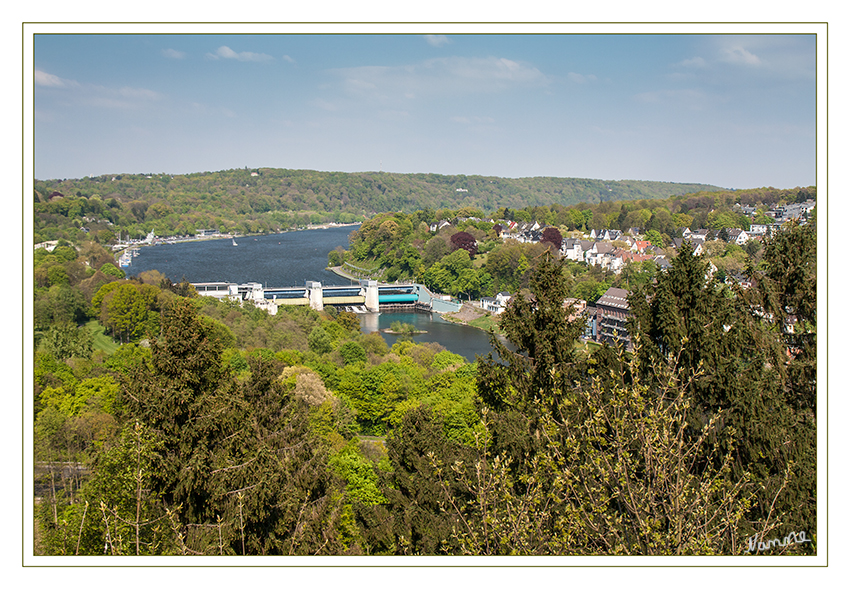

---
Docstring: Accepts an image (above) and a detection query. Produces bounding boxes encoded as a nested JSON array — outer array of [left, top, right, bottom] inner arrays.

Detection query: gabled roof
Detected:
[[673, 236, 703, 250], [596, 287, 630, 310], [654, 256, 672, 269], [617, 250, 654, 263]]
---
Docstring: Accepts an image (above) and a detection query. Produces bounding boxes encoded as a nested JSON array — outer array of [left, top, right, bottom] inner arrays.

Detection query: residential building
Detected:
[[672, 237, 704, 256], [595, 287, 631, 349], [726, 228, 751, 245], [481, 291, 512, 315], [563, 298, 587, 322]]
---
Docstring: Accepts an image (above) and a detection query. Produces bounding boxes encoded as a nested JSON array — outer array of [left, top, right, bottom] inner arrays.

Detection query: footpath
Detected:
[[328, 265, 359, 281]]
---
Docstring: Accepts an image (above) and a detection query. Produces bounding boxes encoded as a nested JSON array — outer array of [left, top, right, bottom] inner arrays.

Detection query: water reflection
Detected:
[[360, 310, 508, 364]]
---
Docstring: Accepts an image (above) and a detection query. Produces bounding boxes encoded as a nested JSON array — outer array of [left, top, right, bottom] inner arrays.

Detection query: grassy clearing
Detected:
[[86, 319, 120, 354], [575, 339, 602, 356], [468, 313, 502, 334]]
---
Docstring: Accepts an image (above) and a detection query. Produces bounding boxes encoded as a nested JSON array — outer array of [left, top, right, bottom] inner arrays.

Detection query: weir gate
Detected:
[[191, 279, 462, 315]]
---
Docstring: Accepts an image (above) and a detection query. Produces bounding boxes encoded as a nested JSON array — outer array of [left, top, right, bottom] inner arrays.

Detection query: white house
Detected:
[[481, 291, 512, 315], [727, 228, 751, 245], [585, 242, 614, 266]]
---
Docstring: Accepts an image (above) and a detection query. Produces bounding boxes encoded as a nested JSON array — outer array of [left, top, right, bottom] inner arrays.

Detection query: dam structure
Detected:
[[191, 279, 463, 315]]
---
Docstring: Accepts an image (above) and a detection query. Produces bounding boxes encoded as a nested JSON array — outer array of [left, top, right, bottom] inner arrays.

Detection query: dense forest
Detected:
[[33, 167, 727, 244], [32, 199, 816, 555]]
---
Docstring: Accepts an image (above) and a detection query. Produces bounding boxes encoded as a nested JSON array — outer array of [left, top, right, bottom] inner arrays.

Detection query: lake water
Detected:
[[362, 310, 503, 363], [127, 226, 500, 362], [127, 225, 361, 287]]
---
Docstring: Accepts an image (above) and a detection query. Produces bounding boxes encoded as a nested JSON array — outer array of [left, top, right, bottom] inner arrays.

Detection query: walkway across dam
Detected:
[[191, 279, 463, 315]]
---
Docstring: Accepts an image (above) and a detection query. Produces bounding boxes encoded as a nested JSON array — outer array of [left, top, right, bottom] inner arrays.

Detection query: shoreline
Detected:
[[326, 265, 503, 335], [115, 222, 362, 253], [327, 265, 361, 282]]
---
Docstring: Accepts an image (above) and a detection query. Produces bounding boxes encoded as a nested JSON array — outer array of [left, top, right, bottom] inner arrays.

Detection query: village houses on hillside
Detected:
[[458, 198, 814, 348]]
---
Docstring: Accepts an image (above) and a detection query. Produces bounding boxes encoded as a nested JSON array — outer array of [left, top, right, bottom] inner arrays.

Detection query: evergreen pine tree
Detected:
[[477, 251, 585, 416], [628, 238, 816, 549]]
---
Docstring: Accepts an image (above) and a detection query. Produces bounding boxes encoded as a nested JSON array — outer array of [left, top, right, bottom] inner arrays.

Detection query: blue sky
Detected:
[[33, 31, 817, 189]]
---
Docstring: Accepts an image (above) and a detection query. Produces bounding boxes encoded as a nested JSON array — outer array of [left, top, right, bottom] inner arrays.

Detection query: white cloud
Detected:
[[434, 56, 548, 87], [720, 45, 762, 66], [328, 55, 548, 106], [282, 54, 296, 64], [162, 48, 186, 59], [711, 36, 815, 80], [677, 56, 707, 68], [424, 35, 451, 47], [207, 46, 273, 62], [672, 37, 813, 85], [118, 86, 162, 100], [36, 69, 160, 110], [35, 70, 76, 88], [567, 72, 597, 84], [82, 84, 163, 110]]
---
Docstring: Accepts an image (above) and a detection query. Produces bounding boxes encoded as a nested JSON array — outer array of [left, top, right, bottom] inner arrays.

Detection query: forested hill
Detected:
[[34, 168, 722, 239]]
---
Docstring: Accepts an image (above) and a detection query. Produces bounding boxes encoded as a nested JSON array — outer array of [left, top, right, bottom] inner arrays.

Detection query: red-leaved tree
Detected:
[[540, 227, 563, 250], [450, 231, 478, 258]]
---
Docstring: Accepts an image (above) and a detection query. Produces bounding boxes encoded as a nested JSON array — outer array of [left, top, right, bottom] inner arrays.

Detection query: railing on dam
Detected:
[[192, 279, 462, 314], [264, 288, 307, 299]]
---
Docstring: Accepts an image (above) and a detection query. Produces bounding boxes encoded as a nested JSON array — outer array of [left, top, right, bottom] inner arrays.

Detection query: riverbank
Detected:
[[116, 222, 362, 254], [442, 303, 503, 335], [327, 266, 505, 335], [328, 265, 359, 282]]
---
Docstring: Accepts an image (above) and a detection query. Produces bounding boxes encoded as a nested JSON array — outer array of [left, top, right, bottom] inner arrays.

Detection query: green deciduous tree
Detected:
[[339, 341, 367, 365], [329, 440, 387, 507], [430, 372, 758, 555], [37, 420, 170, 555], [308, 325, 334, 355], [38, 322, 93, 360]]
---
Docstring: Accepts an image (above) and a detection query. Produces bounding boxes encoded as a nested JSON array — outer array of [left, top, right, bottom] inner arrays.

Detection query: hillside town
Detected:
[[460, 197, 816, 350]]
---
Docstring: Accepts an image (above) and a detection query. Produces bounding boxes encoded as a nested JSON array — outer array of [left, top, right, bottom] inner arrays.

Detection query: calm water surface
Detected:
[[361, 311, 502, 363], [127, 226, 499, 362], [128, 225, 361, 287]]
